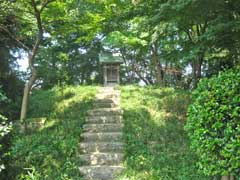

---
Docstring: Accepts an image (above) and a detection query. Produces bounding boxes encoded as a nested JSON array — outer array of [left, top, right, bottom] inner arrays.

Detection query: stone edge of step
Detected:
[[79, 142, 124, 153], [81, 132, 123, 138], [78, 152, 124, 165]]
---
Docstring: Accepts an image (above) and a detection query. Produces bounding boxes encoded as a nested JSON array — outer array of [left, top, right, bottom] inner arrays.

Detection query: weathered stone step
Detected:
[[86, 115, 122, 124], [93, 102, 117, 108], [96, 91, 120, 95], [83, 124, 123, 133], [96, 94, 119, 100], [79, 165, 124, 180], [97, 89, 120, 93], [82, 132, 123, 142], [88, 108, 122, 116], [79, 153, 124, 165], [79, 142, 124, 153], [94, 99, 115, 104]]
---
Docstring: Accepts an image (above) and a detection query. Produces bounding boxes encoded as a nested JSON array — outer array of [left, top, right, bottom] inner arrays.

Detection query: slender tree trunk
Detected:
[[221, 175, 234, 180], [1, 0, 54, 124], [192, 54, 203, 88], [131, 59, 136, 84], [133, 65, 150, 85], [192, 60, 197, 88], [20, 52, 38, 122], [163, 61, 169, 86], [20, 0, 45, 124], [196, 55, 202, 81], [151, 44, 163, 86], [120, 49, 132, 84], [20, 68, 37, 121]]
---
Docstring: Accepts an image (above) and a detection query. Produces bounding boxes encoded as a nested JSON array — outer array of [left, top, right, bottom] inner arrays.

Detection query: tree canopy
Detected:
[[0, 0, 239, 179]]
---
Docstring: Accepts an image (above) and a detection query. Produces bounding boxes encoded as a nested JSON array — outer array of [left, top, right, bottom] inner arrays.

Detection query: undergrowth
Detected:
[[119, 85, 210, 180], [9, 86, 96, 180]]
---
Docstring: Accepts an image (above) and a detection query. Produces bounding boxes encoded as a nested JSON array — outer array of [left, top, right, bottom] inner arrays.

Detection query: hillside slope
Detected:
[[9, 85, 210, 180], [9, 86, 96, 180], [119, 86, 210, 180]]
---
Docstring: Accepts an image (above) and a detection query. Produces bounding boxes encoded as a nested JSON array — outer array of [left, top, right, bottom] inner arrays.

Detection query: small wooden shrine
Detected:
[[99, 52, 123, 86]]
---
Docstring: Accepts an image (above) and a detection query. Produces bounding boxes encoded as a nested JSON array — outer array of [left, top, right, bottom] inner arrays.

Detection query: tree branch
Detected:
[[40, 0, 56, 13], [185, 29, 193, 42], [0, 25, 29, 51], [196, 24, 201, 37]]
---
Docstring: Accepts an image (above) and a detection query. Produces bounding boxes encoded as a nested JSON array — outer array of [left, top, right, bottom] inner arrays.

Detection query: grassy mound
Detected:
[[10, 86, 96, 180], [119, 85, 209, 180], [8, 85, 211, 179]]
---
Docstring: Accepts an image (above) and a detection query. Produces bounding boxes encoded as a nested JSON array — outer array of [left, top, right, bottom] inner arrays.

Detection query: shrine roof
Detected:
[[99, 52, 123, 64]]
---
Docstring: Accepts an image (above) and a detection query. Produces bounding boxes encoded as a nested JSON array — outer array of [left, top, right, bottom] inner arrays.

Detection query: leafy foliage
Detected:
[[119, 86, 208, 179], [0, 0, 24, 120], [102, 0, 240, 87], [0, 88, 12, 174], [1, 0, 240, 179], [9, 86, 96, 179], [185, 67, 240, 176]]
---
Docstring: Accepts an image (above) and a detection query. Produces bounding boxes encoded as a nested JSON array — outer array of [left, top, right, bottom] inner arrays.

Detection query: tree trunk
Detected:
[[19, 0, 47, 125], [120, 48, 132, 84], [133, 66, 150, 85], [2, 0, 53, 126], [192, 54, 203, 88], [20, 34, 41, 123], [20, 53, 37, 122], [151, 44, 163, 86], [221, 175, 234, 180], [192, 60, 197, 88], [20, 71, 37, 121]]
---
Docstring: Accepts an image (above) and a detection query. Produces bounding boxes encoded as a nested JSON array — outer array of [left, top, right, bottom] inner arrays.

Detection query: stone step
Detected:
[[82, 132, 123, 142], [86, 115, 122, 124], [96, 94, 119, 100], [79, 142, 124, 153], [94, 99, 115, 104], [79, 153, 124, 165], [83, 124, 123, 133], [96, 91, 120, 95], [93, 102, 117, 108], [98, 89, 120, 92], [88, 108, 122, 116], [79, 165, 124, 180]]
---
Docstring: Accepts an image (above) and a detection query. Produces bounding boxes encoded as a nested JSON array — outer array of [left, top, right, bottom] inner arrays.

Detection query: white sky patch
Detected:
[[43, 32, 51, 38], [139, 80, 146, 86], [113, 52, 121, 56], [184, 64, 192, 75], [17, 52, 28, 72], [78, 47, 87, 54]]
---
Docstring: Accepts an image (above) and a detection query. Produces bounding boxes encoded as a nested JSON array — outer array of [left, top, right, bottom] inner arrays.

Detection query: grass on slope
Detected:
[[10, 86, 96, 180], [119, 86, 210, 180]]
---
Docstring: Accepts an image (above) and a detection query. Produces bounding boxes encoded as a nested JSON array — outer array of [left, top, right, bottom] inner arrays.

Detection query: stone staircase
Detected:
[[79, 87, 124, 180]]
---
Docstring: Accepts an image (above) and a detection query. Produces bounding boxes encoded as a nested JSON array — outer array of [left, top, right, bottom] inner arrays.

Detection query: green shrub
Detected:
[[0, 89, 12, 174], [185, 67, 240, 177]]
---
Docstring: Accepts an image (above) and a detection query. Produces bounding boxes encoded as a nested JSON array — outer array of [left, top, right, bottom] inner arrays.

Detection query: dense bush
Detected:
[[0, 114, 11, 173], [0, 88, 12, 173], [185, 67, 240, 177]]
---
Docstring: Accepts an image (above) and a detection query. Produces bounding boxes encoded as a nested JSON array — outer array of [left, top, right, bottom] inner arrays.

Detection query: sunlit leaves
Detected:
[[185, 67, 240, 176], [104, 31, 147, 48]]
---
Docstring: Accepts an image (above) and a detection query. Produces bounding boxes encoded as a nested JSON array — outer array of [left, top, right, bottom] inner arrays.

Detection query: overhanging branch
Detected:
[[0, 25, 30, 51]]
